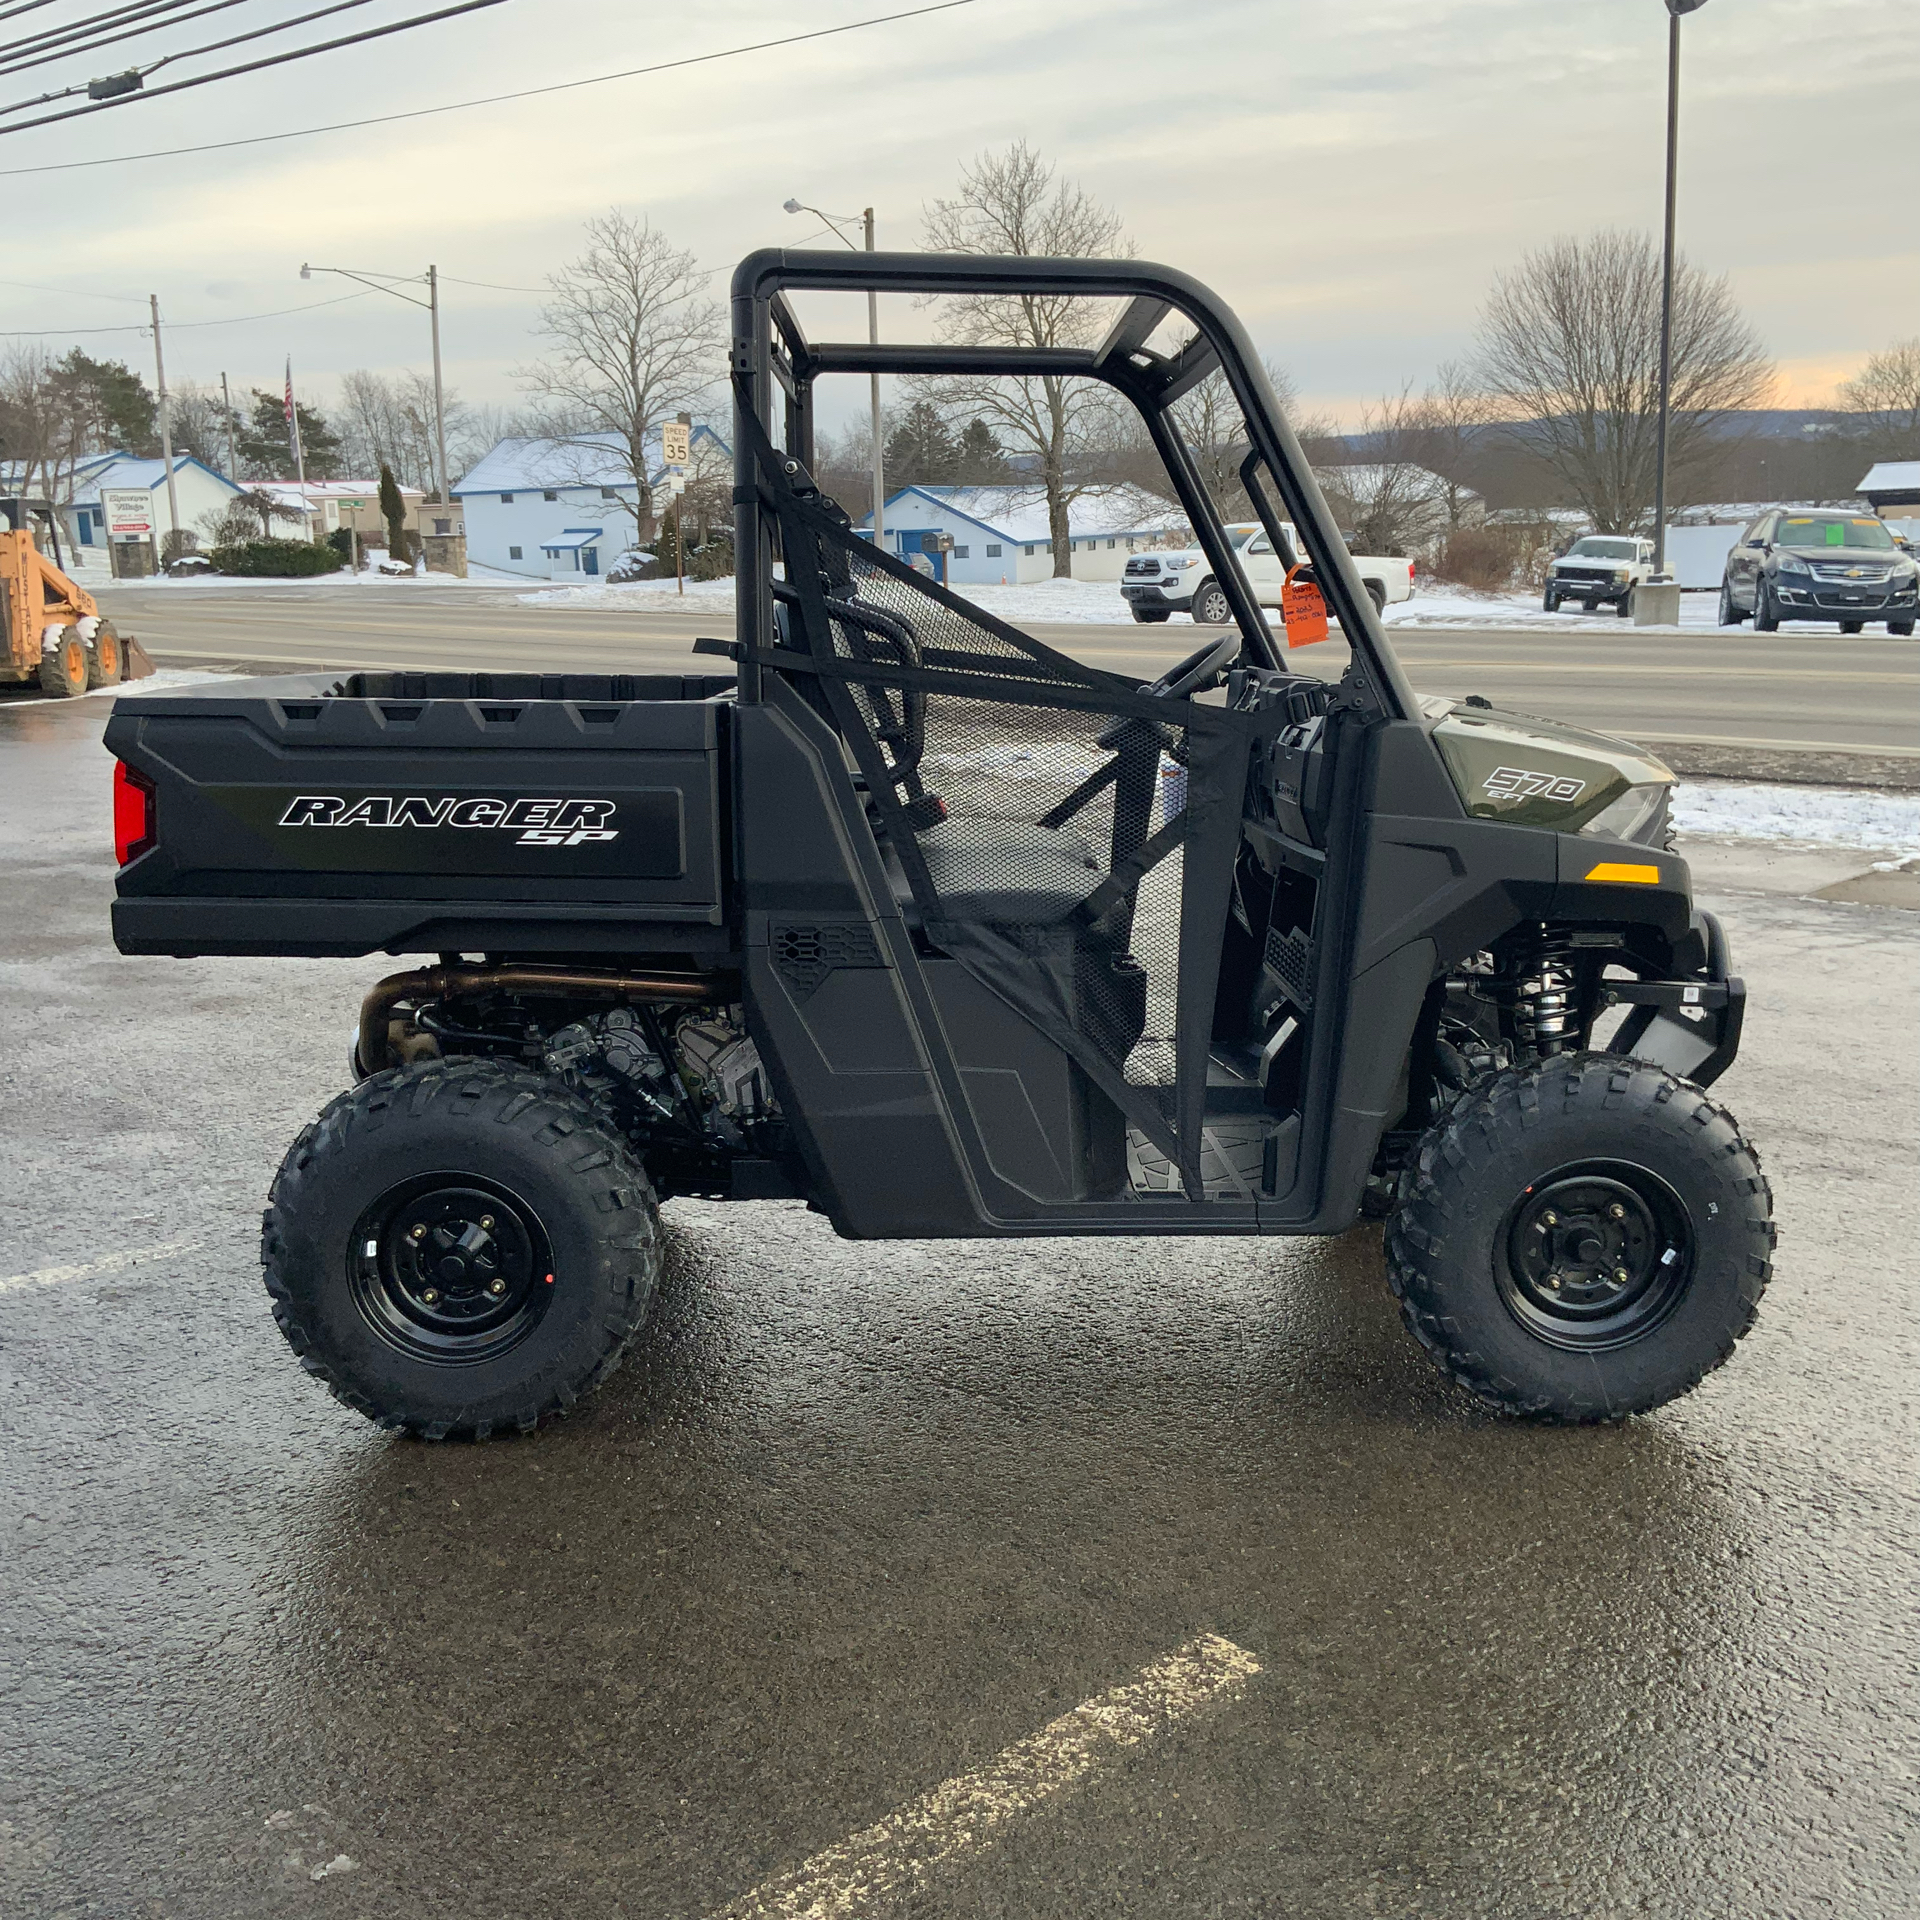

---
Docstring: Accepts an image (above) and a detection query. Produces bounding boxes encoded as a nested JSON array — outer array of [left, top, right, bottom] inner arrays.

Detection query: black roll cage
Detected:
[[728, 248, 1420, 722]]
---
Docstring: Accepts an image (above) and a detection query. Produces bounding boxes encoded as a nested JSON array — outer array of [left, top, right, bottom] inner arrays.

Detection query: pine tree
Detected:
[[956, 418, 1008, 482], [378, 462, 411, 561], [56, 351, 159, 456], [883, 400, 961, 487], [237, 390, 343, 480]]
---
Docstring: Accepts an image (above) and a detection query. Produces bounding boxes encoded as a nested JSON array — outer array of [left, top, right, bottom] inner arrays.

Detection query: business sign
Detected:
[[660, 420, 690, 468], [101, 488, 155, 538]]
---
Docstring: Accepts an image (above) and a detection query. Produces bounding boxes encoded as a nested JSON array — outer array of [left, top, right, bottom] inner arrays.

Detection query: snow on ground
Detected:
[[1673, 779, 1920, 857], [77, 669, 237, 700]]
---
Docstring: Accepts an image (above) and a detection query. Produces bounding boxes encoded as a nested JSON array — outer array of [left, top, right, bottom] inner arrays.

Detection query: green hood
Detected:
[[1426, 699, 1674, 832]]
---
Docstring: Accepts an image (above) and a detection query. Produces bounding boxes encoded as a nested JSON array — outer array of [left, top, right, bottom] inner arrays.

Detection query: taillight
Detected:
[[114, 760, 156, 864]]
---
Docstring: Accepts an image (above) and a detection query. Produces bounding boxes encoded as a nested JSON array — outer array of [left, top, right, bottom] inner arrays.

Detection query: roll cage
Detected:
[[727, 248, 1420, 721]]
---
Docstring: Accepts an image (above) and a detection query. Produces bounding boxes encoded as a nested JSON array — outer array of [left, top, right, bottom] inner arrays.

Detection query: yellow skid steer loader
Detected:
[[0, 498, 154, 698]]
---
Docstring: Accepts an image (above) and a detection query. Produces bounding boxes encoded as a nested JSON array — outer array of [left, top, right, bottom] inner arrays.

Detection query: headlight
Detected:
[[1581, 782, 1670, 846], [1166, 557, 1198, 571], [1776, 554, 1810, 576], [1614, 568, 1629, 582]]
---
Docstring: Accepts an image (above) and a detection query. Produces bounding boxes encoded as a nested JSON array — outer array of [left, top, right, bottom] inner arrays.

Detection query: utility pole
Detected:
[[220, 370, 237, 480], [865, 207, 883, 554], [1652, 0, 1708, 581], [428, 263, 449, 503], [149, 295, 180, 565]]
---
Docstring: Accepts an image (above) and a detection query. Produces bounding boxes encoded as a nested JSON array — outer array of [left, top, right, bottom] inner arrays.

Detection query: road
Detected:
[[3, 695, 1917, 1918], [92, 579, 1920, 763]]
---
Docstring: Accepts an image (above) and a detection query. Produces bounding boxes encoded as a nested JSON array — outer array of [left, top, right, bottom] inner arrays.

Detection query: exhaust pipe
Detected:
[[357, 963, 718, 1075]]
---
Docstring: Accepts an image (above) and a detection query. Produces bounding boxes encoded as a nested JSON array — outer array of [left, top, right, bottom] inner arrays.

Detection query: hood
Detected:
[[1423, 698, 1673, 832], [1773, 542, 1911, 567]]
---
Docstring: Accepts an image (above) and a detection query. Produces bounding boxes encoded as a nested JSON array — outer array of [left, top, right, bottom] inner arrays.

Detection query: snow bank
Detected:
[[1674, 779, 1920, 856], [78, 669, 237, 700]]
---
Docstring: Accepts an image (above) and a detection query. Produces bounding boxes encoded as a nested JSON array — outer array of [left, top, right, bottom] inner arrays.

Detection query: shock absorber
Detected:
[[1510, 939, 1582, 1057]]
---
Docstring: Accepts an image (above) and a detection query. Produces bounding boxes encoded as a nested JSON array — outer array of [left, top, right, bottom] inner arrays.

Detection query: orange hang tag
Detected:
[[1280, 564, 1329, 648]]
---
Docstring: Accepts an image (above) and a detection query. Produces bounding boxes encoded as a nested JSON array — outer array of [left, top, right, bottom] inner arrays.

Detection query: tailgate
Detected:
[[106, 671, 736, 958]]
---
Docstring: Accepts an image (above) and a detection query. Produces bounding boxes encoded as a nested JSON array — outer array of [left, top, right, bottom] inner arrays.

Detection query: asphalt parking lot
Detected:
[[3, 694, 1917, 1919]]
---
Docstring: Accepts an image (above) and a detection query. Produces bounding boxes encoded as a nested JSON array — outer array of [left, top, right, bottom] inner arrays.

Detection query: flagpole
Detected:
[[286, 358, 310, 541]]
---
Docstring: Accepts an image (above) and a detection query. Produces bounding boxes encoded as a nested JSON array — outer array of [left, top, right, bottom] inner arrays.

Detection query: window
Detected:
[[953, 544, 969, 559], [543, 490, 558, 502], [499, 492, 513, 503], [1107, 539, 1116, 550], [601, 487, 620, 500], [508, 545, 522, 560], [1024, 544, 1034, 556], [433, 518, 451, 536], [986, 543, 1002, 557]]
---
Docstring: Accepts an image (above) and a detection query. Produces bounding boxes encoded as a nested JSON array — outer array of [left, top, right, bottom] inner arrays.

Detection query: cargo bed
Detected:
[[106, 670, 738, 958]]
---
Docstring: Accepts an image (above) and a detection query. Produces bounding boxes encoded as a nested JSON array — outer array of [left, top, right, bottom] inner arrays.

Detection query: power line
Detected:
[[0, 0, 201, 67], [0, 0, 510, 133], [1, 0, 380, 109], [0, 0, 269, 81], [0, 284, 373, 336], [0, 0, 978, 172]]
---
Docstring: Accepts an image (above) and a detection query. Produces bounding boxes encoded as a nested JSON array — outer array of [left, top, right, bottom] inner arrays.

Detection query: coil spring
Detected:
[[1511, 944, 1581, 1056]]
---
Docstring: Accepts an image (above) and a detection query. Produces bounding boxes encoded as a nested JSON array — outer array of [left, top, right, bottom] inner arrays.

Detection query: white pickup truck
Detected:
[[1543, 534, 1656, 615], [1120, 521, 1414, 626]]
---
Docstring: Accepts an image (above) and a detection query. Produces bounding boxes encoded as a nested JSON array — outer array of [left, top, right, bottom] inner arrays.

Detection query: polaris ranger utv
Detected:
[[105, 250, 1771, 1437]]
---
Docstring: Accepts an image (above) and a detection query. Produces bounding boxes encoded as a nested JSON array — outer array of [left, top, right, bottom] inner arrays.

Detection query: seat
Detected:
[[914, 817, 1103, 925]]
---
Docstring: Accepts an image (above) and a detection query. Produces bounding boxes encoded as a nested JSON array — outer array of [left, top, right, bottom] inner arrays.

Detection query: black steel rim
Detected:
[[347, 1174, 554, 1365], [1496, 1160, 1695, 1352]]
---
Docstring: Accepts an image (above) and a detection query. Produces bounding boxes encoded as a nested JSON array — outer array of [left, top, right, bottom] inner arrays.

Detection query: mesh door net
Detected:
[[766, 469, 1251, 1197]]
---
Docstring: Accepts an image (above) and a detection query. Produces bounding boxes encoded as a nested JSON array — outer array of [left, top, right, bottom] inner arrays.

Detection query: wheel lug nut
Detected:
[[487, 1279, 507, 1297], [1615, 1268, 1630, 1284], [1608, 1203, 1626, 1221], [480, 1215, 494, 1230], [421, 1287, 440, 1305], [409, 1224, 426, 1240], [1547, 1274, 1563, 1290], [1541, 1210, 1558, 1227]]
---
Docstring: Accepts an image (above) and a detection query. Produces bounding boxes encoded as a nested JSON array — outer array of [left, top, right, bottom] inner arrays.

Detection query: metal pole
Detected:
[[290, 361, 309, 534], [428, 263, 450, 504], [866, 206, 884, 554], [150, 295, 180, 564], [220, 370, 236, 480], [1652, 7, 1681, 577]]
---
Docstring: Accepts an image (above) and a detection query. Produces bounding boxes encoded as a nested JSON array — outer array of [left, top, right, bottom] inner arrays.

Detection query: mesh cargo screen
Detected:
[[770, 483, 1252, 1190]]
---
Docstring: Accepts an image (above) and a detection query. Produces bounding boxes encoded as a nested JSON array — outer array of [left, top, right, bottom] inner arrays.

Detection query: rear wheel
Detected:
[[262, 1058, 662, 1439], [86, 621, 123, 688], [1839, 620, 1864, 634], [1130, 606, 1171, 624], [1385, 1054, 1773, 1422], [1582, 598, 1598, 614], [37, 630, 88, 697], [1753, 579, 1780, 631], [1192, 578, 1232, 626], [1364, 580, 1387, 616]]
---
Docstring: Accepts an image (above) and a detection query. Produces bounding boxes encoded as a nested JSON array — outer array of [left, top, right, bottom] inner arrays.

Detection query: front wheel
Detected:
[[86, 620, 123, 688], [1543, 588, 1560, 613], [1753, 579, 1780, 631], [1191, 578, 1232, 626], [1839, 620, 1864, 634], [262, 1059, 662, 1438], [1615, 594, 1632, 618], [1890, 618, 1915, 636], [1385, 1054, 1773, 1422], [37, 630, 88, 697], [1717, 578, 1742, 627], [1130, 606, 1172, 624]]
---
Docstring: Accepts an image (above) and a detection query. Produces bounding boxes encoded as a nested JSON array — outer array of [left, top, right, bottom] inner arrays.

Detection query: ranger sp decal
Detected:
[[278, 794, 620, 846], [1480, 766, 1587, 804]]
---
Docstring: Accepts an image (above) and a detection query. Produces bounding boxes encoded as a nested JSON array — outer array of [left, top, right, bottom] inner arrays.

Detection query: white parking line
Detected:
[[0, 1238, 200, 1298], [711, 1632, 1262, 1920]]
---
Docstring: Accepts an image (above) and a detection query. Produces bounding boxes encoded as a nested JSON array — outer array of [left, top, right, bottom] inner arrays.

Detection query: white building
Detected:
[[60, 453, 242, 574], [453, 427, 728, 581], [257, 479, 430, 548], [854, 483, 1189, 586]]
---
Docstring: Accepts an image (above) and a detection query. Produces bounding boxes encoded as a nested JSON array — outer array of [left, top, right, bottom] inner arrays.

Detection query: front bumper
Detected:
[[1551, 570, 1633, 601], [1774, 573, 1917, 617], [1601, 908, 1744, 1088], [1121, 581, 1195, 612]]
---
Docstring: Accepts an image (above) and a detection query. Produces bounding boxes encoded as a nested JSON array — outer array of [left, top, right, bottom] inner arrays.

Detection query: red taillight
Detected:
[[114, 760, 156, 864]]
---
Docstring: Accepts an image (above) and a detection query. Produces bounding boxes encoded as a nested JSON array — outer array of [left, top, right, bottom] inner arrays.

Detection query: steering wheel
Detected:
[[1144, 630, 1241, 701]]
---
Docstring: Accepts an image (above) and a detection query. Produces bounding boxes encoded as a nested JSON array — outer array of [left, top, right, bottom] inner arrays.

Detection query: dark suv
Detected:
[[1719, 509, 1919, 634]]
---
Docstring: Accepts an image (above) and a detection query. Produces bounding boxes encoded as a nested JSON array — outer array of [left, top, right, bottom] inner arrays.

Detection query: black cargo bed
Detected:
[[106, 670, 737, 959]]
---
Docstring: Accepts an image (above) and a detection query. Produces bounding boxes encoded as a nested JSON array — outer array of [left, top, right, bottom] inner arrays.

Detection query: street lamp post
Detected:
[[298, 263, 451, 506], [1652, 0, 1709, 583], [783, 198, 884, 552]]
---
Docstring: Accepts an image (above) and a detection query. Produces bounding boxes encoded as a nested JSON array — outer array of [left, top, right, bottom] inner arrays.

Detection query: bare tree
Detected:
[[1407, 360, 1490, 531], [920, 142, 1129, 576], [0, 346, 88, 502], [1474, 230, 1773, 532], [1314, 387, 1456, 557], [1160, 357, 1326, 517], [1837, 337, 1920, 459], [165, 379, 238, 475], [516, 210, 721, 539]]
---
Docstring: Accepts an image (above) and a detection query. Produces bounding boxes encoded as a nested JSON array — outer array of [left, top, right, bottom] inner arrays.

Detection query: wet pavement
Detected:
[[3, 695, 1916, 1918]]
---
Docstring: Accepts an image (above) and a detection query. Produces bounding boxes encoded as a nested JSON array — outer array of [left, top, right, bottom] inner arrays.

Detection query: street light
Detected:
[[298, 262, 451, 509], [1651, 0, 1709, 584], [784, 198, 885, 551]]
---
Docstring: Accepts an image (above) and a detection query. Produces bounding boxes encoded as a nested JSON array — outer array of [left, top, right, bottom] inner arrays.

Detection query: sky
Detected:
[[0, 0, 1911, 448]]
